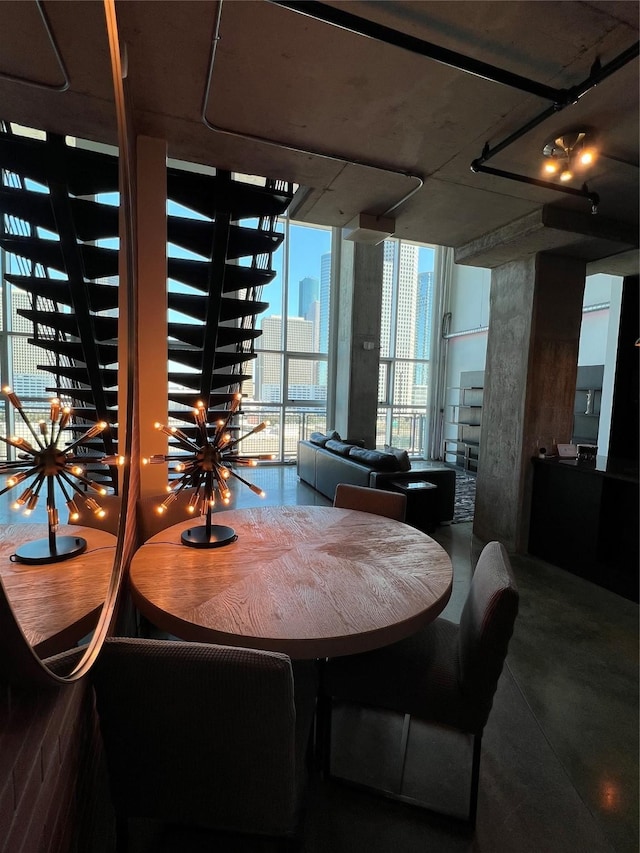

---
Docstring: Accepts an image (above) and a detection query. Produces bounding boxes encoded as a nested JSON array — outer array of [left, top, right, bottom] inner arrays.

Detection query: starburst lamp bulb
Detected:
[[0, 393, 114, 564], [146, 398, 268, 548]]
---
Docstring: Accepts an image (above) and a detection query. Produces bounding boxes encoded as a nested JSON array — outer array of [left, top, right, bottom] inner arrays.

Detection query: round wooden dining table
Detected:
[[0, 523, 117, 657], [129, 505, 453, 659]]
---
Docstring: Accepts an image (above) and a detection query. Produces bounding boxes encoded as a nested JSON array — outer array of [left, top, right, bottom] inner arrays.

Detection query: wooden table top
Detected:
[[129, 505, 453, 659], [0, 524, 117, 657]]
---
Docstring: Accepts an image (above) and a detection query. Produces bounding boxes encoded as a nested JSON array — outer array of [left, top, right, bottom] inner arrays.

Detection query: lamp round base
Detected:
[[181, 525, 237, 548], [13, 535, 88, 565]]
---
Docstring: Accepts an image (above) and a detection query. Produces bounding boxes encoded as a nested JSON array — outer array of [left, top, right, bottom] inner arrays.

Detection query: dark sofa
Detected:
[[297, 436, 456, 525]]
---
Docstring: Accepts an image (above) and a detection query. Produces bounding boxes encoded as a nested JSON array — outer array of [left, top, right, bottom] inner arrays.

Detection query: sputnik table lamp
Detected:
[[143, 393, 274, 548], [0, 387, 119, 564]]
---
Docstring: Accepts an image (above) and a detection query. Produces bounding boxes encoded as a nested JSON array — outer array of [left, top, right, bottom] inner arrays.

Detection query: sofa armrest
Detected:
[[297, 441, 318, 488]]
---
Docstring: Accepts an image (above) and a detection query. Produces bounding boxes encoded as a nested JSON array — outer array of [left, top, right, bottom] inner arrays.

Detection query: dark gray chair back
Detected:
[[91, 637, 311, 840], [458, 541, 520, 729]]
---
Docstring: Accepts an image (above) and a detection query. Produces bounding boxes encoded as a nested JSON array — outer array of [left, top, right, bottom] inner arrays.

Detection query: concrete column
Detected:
[[135, 136, 168, 494], [474, 253, 586, 551], [334, 240, 383, 447]]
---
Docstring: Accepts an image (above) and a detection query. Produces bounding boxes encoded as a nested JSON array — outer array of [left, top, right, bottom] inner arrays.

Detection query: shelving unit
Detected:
[[442, 370, 484, 474], [572, 364, 603, 445]]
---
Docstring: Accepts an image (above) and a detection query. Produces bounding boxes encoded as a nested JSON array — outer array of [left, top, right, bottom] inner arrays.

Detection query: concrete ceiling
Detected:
[[1, 0, 638, 269]]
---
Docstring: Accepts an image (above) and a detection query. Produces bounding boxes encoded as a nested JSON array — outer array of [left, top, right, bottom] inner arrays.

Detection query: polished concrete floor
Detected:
[[96, 464, 639, 853]]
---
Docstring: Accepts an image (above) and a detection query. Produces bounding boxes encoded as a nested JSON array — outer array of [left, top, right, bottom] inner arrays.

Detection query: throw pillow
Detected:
[[344, 437, 366, 448], [384, 445, 412, 472], [325, 439, 355, 456], [309, 429, 341, 447], [348, 447, 398, 471]]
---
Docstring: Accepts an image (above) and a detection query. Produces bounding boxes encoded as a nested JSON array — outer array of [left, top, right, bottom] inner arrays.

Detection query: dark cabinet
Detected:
[[529, 457, 638, 602]]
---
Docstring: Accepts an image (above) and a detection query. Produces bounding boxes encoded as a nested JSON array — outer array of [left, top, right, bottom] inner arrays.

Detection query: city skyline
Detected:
[[258, 228, 435, 323], [250, 234, 435, 408]]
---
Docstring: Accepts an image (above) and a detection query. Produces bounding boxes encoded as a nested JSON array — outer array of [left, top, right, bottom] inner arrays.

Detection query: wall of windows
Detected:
[[219, 226, 440, 462], [376, 239, 435, 455], [1, 196, 439, 467], [239, 219, 333, 461]]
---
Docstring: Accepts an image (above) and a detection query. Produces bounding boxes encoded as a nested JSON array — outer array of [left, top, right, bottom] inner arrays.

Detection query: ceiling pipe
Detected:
[[564, 44, 640, 105], [273, 0, 638, 109], [471, 162, 600, 214], [202, 0, 424, 220], [474, 44, 640, 167], [470, 43, 638, 212], [270, 0, 565, 101], [271, 0, 638, 215]]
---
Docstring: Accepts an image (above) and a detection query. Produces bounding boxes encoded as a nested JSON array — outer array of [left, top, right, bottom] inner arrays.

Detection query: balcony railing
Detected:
[[239, 406, 327, 461], [237, 405, 428, 461], [376, 408, 427, 456]]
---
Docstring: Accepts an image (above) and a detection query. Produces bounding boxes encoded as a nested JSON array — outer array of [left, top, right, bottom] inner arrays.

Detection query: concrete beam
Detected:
[[455, 204, 638, 269]]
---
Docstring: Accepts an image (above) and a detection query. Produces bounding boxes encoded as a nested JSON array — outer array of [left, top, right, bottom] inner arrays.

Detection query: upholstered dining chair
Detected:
[[91, 637, 318, 852], [320, 540, 519, 828], [333, 483, 407, 522]]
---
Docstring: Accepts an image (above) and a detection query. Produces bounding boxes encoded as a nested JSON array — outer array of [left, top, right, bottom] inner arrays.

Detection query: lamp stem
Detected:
[[47, 477, 57, 553], [205, 502, 212, 539]]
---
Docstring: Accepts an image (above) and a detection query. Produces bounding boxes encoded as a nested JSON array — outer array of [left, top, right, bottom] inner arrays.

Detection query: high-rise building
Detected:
[[319, 253, 331, 354], [298, 276, 319, 319], [381, 243, 394, 360], [4, 288, 50, 399], [256, 315, 315, 401], [382, 241, 420, 406], [394, 242, 419, 360], [306, 300, 320, 354], [415, 271, 434, 387], [316, 252, 332, 388]]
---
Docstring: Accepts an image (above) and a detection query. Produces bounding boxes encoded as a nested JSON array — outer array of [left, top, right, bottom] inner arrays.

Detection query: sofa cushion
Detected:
[[384, 445, 411, 472], [325, 439, 355, 456], [348, 447, 398, 471], [309, 430, 340, 447]]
